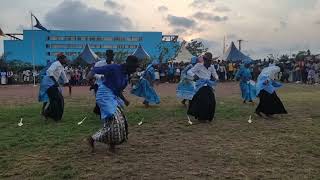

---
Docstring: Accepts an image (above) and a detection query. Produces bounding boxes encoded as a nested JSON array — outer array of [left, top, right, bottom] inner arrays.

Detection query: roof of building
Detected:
[[222, 42, 252, 62], [77, 44, 99, 64], [132, 44, 150, 60]]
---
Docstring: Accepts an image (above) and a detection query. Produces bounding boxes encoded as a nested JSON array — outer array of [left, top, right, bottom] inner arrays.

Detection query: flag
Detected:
[[32, 14, 49, 32], [0, 28, 5, 36]]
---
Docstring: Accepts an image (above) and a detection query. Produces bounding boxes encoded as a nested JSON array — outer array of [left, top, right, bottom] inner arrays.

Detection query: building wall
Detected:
[[4, 30, 179, 65]]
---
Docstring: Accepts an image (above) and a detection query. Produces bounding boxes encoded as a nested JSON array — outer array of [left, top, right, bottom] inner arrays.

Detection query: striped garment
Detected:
[[92, 107, 128, 145]]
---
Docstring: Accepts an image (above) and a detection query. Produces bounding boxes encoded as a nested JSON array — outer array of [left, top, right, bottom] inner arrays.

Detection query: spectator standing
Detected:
[[1, 70, 7, 85], [175, 66, 181, 83]]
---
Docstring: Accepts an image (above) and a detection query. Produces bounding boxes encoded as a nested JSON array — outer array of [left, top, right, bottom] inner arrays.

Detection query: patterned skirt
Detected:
[[92, 107, 128, 145]]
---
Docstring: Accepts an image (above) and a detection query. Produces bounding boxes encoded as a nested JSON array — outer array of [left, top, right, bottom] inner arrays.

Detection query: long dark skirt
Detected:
[[187, 86, 216, 121], [44, 86, 64, 121], [256, 90, 287, 115]]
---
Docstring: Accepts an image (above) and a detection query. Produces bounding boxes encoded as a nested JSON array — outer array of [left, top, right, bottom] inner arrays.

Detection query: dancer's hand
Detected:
[[210, 76, 216, 81], [193, 75, 200, 81]]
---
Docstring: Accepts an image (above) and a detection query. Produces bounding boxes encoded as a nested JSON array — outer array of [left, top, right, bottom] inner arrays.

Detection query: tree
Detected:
[[296, 51, 307, 60], [114, 50, 128, 64], [279, 54, 289, 62], [156, 42, 180, 64], [0, 53, 8, 70], [186, 39, 208, 56]]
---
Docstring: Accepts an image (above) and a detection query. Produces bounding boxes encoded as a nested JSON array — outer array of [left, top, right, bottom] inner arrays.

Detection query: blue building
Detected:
[[4, 30, 179, 65]]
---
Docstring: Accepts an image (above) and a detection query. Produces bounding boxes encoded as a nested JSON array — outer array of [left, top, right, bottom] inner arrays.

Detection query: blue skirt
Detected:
[[176, 79, 195, 100], [240, 81, 256, 101], [96, 83, 124, 121], [131, 78, 160, 104], [38, 76, 62, 102]]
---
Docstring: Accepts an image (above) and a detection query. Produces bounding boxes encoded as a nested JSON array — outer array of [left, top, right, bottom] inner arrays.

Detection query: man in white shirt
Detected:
[[39, 53, 69, 121], [187, 56, 219, 83], [187, 52, 218, 122]]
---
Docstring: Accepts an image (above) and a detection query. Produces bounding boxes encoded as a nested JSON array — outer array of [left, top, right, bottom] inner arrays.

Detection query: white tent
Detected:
[[173, 41, 194, 63]]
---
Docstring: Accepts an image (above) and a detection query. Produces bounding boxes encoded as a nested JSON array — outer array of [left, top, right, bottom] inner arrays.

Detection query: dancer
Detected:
[[87, 55, 139, 152], [90, 49, 114, 116], [38, 53, 69, 121], [176, 56, 198, 106], [235, 60, 256, 103], [255, 66, 287, 117], [187, 52, 219, 122], [131, 61, 160, 107]]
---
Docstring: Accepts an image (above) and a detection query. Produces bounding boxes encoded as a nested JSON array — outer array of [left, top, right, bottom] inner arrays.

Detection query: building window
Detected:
[[103, 37, 113, 41], [48, 36, 143, 42], [46, 43, 139, 49]]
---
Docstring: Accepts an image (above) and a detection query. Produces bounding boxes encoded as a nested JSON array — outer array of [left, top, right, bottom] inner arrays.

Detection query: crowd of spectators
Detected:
[[1, 55, 319, 85]]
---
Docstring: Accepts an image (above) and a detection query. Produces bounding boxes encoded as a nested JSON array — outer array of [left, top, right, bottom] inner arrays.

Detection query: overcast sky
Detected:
[[1, 0, 320, 58]]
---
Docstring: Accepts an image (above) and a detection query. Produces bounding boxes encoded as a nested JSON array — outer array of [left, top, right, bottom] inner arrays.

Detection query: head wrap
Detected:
[[56, 52, 67, 61]]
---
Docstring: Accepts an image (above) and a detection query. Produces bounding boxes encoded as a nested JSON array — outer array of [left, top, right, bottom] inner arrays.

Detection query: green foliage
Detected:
[[186, 39, 208, 56], [0, 54, 8, 70], [114, 51, 129, 64], [157, 42, 180, 63], [296, 51, 307, 60], [278, 54, 289, 62], [7, 60, 33, 71]]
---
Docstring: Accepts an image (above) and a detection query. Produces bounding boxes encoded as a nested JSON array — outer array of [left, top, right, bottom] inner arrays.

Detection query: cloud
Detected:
[[190, 0, 215, 8], [214, 6, 231, 12], [193, 12, 228, 22], [104, 0, 125, 10], [45, 0, 132, 31], [172, 28, 186, 34], [167, 15, 196, 28], [16, 24, 28, 32], [227, 34, 238, 39], [158, 6, 168, 12]]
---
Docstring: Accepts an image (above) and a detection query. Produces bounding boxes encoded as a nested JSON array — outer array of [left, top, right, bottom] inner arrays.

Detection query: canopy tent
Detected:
[[222, 42, 252, 62], [74, 44, 99, 64], [132, 44, 150, 60], [173, 41, 194, 63]]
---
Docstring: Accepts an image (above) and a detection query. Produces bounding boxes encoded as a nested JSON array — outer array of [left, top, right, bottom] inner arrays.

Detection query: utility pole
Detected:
[[237, 39, 248, 51], [223, 36, 226, 54], [237, 39, 243, 51]]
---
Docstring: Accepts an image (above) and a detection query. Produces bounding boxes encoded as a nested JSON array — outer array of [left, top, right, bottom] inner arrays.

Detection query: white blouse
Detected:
[[187, 63, 219, 80], [46, 61, 69, 84]]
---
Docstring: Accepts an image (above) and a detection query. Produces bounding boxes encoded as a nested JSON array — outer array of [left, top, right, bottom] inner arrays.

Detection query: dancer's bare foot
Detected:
[[255, 111, 263, 117], [143, 101, 150, 108], [109, 144, 116, 153]]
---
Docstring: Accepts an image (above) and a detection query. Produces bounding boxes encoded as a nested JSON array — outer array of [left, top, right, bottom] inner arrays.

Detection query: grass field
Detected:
[[0, 84, 320, 179]]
